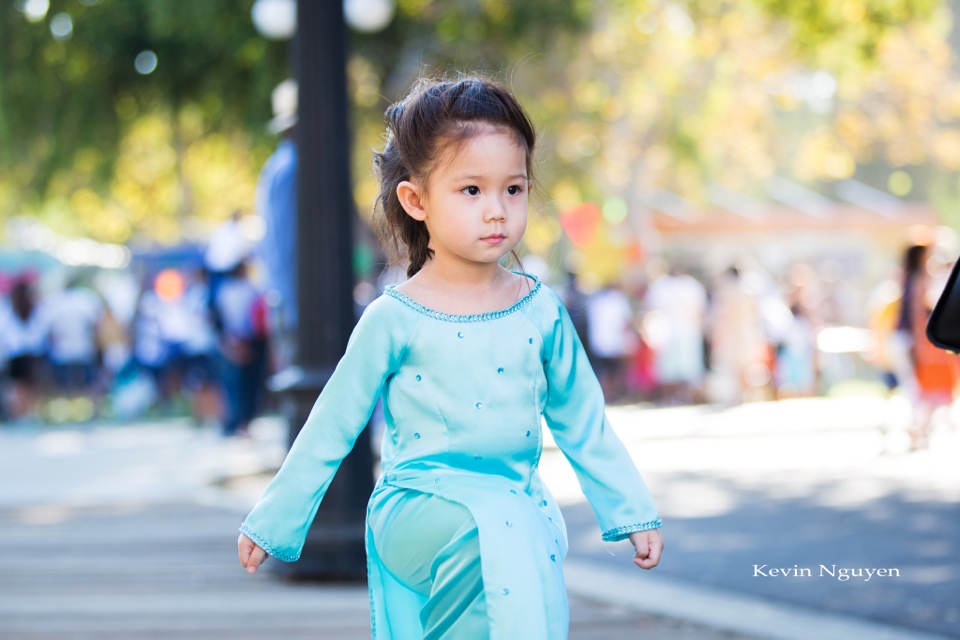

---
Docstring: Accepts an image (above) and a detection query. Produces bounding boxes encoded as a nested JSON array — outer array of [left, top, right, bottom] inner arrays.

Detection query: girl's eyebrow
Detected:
[[456, 173, 528, 181]]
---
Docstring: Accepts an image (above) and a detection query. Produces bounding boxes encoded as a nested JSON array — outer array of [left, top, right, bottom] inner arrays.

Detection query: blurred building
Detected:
[[643, 180, 940, 327]]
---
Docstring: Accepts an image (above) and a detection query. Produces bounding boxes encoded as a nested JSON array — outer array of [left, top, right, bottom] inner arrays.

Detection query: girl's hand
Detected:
[[629, 529, 663, 570], [238, 533, 268, 574]]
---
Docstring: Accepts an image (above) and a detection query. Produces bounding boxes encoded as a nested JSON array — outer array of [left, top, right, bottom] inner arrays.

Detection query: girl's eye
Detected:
[[507, 184, 525, 195], [463, 186, 480, 196]]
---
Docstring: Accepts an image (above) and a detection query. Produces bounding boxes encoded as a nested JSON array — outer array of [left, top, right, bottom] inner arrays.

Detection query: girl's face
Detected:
[[400, 126, 529, 272]]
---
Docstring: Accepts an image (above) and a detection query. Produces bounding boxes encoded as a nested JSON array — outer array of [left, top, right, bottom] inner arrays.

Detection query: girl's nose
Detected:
[[485, 197, 507, 222]]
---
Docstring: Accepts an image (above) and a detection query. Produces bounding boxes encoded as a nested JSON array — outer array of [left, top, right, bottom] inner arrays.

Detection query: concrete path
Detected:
[[1, 396, 954, 638], [0, 501, 755, 639], [0, 415, 748, 639]]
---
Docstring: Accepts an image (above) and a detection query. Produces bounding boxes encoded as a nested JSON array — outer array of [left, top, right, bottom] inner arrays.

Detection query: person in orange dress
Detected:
[[901, 244, 960, 449]]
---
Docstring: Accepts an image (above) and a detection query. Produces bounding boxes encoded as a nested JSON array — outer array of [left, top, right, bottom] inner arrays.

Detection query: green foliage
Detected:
[[0, 0, 286, 240], [1, 0, 957, 254], [1, 0, 588, 243], [752, 0, 940, 61]]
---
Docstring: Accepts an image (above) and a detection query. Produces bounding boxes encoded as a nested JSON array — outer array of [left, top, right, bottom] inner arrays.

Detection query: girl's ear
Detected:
[[396, 181, 427, 221]]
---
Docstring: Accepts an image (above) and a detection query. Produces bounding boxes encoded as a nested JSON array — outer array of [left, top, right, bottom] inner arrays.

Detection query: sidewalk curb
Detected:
[[563, 560, 953, 640]]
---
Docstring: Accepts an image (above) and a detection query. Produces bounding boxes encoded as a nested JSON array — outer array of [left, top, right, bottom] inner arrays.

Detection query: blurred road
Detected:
[[0, 416, 749, 639], [0, 395, 956, 639], [542, 396, 960, 638]]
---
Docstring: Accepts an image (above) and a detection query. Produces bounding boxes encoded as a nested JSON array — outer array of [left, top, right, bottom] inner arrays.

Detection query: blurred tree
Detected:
[[533, 0, 954, 200], [0, 0, 589, 245], [2, 0, 958, 256], [347, 0, 959, 280], [0, 0, 287, 243]]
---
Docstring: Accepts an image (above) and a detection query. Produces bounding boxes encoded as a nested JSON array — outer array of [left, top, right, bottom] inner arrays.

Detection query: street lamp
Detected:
[[250, 0, 296, 40], [253, 0, 396, 38], [344, 0, 396, 33], [251, 0, 394, 581]]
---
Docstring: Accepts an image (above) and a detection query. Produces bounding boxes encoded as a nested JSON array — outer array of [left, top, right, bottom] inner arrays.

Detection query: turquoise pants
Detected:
[[369, 490, 489, 639]]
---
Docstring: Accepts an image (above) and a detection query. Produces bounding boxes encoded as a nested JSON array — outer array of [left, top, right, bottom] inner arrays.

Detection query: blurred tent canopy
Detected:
[[2, 0, 959, 266]]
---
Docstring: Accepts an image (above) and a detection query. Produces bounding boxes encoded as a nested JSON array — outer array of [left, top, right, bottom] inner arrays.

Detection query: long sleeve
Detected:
[[540, 290, 661, 541], [239, 297, 409, 561]]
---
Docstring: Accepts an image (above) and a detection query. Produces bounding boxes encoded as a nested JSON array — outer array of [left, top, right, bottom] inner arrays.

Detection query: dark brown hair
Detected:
[[903, 243, 928, 276], [373, 74, 536, 277]]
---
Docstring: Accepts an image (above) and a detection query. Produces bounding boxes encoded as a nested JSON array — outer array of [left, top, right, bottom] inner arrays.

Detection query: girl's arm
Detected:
[[540, 289, 662, 549], [238, 297, 408, 564]]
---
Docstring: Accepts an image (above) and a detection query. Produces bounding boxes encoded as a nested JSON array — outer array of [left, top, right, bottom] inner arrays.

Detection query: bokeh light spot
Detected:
[[888, 170, 913, 196], [134, 50, 158, 75], [49, 12, 73, 40], [22, 0, 49, 22], [154, 269, 185, 302], [602, 197, 628, 224]]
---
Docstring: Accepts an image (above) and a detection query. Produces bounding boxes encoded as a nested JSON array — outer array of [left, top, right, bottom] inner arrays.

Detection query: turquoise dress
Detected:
[[239, 274, 661, 639]]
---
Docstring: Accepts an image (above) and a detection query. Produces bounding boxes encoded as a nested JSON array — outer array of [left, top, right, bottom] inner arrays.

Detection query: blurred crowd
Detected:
[[2, 233, 957, 449], [557, 244, 959, 451], [558, 259, 820, 408], [0, 239, 268, 437]]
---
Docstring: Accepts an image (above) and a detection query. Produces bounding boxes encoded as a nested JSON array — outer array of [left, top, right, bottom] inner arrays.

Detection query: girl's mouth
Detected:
[[482, 234, 505, 245]]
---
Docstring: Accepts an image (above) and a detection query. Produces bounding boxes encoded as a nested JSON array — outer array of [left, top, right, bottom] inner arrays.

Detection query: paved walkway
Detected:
[[0, 501, 754, 639], [0, 397, 952, 638], [0, 415, 752, 639]]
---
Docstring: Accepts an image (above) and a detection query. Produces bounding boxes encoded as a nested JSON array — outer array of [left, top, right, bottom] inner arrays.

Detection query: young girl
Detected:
[[238, 75, 663, 639]]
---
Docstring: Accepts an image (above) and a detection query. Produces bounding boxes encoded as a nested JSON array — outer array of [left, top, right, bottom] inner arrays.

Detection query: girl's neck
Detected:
[[420, 260, 504, 289], [397, 263, 529, 316]]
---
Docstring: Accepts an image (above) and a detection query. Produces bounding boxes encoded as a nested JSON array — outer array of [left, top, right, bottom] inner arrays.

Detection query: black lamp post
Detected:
[[283, 0, 371, 582], [252, 0, 392, 581]]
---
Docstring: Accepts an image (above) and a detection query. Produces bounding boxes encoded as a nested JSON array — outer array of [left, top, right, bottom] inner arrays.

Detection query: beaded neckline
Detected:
[[385, 273, 541, 323]]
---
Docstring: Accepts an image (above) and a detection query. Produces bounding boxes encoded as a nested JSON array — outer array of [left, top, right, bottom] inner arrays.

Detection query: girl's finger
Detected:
[[633, 553, 657, 569], [644, 537, 663, 567], [246, 547, 267, 574], [238, 536, 252, 567]]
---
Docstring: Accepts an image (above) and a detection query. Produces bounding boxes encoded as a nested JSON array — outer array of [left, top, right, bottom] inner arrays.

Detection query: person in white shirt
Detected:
[[40, 275, 104, 395], [586, 282, 637, 402], [643, 267, 708, 405]]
